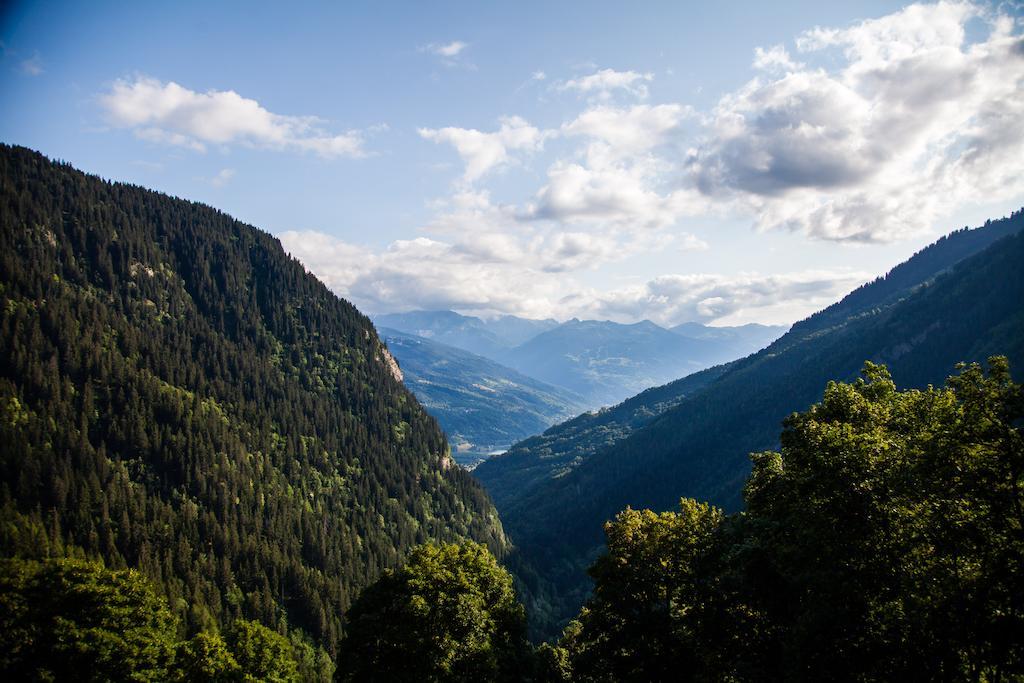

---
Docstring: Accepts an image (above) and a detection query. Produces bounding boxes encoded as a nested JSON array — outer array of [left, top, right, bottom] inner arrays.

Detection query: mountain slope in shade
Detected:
[[487, 209, 1024, 637], [378, 328, 586, 467], [474, 362, 731, 510], [0, 145, 508, 654]]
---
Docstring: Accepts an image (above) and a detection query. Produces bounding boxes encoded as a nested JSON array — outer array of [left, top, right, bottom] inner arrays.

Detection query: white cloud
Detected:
[[279, 228, 864, 326], [690, 1, 1024, 242], [532, 70, 547, 81], [566, 268, 870, 326], [525, 104, 708, 229], [422, 40, 471, 67], [100, 76, 369, 158], [752, 45, 803, 72], [432, 41, 468, 58], [418, 116, 550, 183], [559, 68, 654, 100], [562, 104, 691, 159], [526, 157, 708, 230]]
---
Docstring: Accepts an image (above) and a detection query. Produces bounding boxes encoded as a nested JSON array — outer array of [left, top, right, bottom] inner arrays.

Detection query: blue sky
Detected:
[[2, 0, 1022, 325]]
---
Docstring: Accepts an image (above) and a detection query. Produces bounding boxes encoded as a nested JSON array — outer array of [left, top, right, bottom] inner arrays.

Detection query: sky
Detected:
[[1, 1, 1022, 327]]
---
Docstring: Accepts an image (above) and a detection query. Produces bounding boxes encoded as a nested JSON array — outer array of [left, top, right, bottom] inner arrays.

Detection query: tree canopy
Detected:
[[339, 542, 531, 682], [558, 358, 1024, 682], [0, 557, 309, 681]]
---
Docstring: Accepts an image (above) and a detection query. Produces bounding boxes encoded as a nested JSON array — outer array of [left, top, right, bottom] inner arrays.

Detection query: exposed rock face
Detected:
[[377, 342, 404, 383]]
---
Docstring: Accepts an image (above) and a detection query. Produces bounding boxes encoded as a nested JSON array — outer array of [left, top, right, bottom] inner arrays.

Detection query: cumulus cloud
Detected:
[[559, 68, 654, 100], [100, 76, 369, 158], [419, 116, 550, 183], [279, 228, 863, 325], [690, 1, 1024, 242], [525, 104, 708, 229], [562, 104, 692, 158]]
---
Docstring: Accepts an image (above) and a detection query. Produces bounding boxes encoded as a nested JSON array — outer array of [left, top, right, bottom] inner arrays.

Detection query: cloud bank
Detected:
[[279, 228, 865, 327]]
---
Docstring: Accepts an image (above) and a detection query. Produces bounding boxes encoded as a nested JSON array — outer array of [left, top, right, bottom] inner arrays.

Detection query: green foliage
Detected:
[[561, 358, 1024, 681], [0, 558, 307, 682], [227, 619, 300, 683], [0, 558, 178, 681], [568, 501, 724, 682], [174, 631, 241, 682], [339, 542, 531, 682], [0, 144, 508, 657]]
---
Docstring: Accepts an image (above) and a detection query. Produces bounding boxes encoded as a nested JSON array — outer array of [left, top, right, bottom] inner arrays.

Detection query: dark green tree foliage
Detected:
[[174, 631, 242, 682], [0, 558, 179, 681], [0, 557, 305, 681], [339, 542, 531, 682], [0, 145, 507, 655], [226, 619, 300, 683], [559, 359, 1024, 681]]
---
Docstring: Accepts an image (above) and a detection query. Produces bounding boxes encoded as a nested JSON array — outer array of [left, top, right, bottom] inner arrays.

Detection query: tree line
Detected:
[[6, 357, 1017, 680]]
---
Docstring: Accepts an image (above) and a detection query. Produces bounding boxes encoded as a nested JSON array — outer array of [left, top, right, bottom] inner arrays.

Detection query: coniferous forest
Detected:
[[1, 146, 1022, 682], [0, 145, 507, 675]]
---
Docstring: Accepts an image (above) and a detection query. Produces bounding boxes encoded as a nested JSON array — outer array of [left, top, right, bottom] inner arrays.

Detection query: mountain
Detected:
[[497, 319, 744, 408], [0, 145, 508, 656], [475, 323, 787, 510], [376, 312, 786, 411], [479, 209, 1024, 636], [377, 328, 586, 467], [670, 321, 788, 354], [475, 363, 731, 511], [372, 310, 558, 359]]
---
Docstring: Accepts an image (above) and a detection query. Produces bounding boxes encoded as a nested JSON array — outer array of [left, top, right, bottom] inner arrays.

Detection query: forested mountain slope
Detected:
[[491, 209, 1024, 636], [474, 363, 730, 510], [0, 145, 508, 656], [378, 328, 585, 466]]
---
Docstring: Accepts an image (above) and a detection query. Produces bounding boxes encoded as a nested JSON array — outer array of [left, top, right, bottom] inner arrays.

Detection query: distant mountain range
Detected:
[[374, 311, 786, 410], [497, 319, 785, 407], [373, 310, 559, 359], [377, 328, 586, 467], [475, 209, 1024, 637]]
